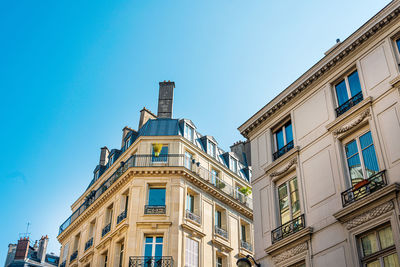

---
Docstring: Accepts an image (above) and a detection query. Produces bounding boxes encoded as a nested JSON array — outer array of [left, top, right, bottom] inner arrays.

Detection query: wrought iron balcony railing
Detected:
[[335, 91, 363, 117], [341, 171, 387, 207], [70, 250, 78, 262], [117, 210, 127, 224], [273, 141, 294, 161], [215, 225, 228, 239], [271, 214, 305, 244], [102, 223, 111, 237], [144, 205, 166, 215], [185, 209, 201, 224], [60, 260, 66, 267], [240, 240, 253, 251], [59, 154, 252, 235], [84, 237, 93, 251], [129, 256, 174, 267]]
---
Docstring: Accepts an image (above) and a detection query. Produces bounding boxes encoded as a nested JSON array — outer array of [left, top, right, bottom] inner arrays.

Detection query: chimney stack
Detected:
[[139, 107, 157, 129], [14, 237, 30, 260], [99, 147, 110, 166], [157, 81, 175, 119], [37, 235, 49, 263]]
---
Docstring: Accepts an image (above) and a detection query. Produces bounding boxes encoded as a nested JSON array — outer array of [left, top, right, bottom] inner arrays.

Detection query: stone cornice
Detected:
[[272, 242, 308, 264], [346, 201, 394, 230], [239, 3, 400, 139], [181, 223, 206, 238], [332, 108, 371, 136], [270, 157, 297, 180]]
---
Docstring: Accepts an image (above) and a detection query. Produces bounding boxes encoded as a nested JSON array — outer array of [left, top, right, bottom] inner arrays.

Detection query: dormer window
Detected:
[[125, 137, 131, 150], [184, 123, 194, 142], [94, 170, 99, 180], [230, 157, 238, 173], [109, 155, 115, 166], [208, 141, 216, 158]]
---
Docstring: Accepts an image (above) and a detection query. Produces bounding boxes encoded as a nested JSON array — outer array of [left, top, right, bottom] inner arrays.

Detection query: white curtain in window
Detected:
[[185, 237, 199, 267]]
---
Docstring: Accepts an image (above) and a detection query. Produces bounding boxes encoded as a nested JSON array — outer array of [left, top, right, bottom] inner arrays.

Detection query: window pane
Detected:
[[278, 183, 288, 199], [241, 225, 246, 241], [185, 152, 193, 169], [289, 177, 298, 192], [155, 244, 163, 257], [152, 146, 168, 162], [347, 154, 363, 185], [366, 260, 381, 267], [383, 253, 399, 267], [348, 71, 362, 97], [276, 129, 284, 150], [360, 132, 379, 177], [360, 131, 373, 149], [215, 211, 221, 227], [335, 80, 349, 106], [397, 39, 400, 54], [379, 226, 394, 249], [148, 188, 166, 206], [361, 233, 379, 256], [346, 140, 359, 158], [144, 244, 152, 258], [285, 122, 293, 143]]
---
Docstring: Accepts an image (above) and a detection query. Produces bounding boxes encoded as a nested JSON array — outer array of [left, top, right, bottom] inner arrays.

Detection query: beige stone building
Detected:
[[57, 81, 253, 267], [239, 1, 400, 266]]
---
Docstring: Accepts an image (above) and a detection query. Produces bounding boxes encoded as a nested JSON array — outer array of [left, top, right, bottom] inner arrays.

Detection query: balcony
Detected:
[[185, 209, 201, 224], [60, 261, 66, 267], [59, 154, 252, 235], [117, 210, 127, 224], [84, 237, 93, 251], [341, 171, 387, 207], [129, 256, 174, 267], [144, 205, 166, 215], [273, 141, 294, 161], [335, 91, 363, 117], [271, 214, 305, 244], [70, 250, 78, 262], [240, 240, 252, 251], [102, 223, 111, 237], [215, 225, 228, 239]]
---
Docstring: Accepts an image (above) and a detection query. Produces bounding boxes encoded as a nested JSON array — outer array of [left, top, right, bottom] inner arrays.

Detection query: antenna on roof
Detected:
[[19, 222, 31, 239]]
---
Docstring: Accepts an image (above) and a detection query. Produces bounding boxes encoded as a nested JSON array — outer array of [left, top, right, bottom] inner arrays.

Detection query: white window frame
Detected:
[[333, 69, 362, 107], [185, 237, 199, 267], [273, 120, 292, 152], [277, 176, 300, 225]]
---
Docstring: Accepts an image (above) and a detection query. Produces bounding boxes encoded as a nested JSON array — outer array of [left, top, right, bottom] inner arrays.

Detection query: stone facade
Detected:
[[239, 1, 400, 266]]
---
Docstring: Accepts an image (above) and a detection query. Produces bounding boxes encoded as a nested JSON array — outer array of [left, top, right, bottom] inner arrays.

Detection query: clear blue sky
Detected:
[[0, 0, 391, 263]]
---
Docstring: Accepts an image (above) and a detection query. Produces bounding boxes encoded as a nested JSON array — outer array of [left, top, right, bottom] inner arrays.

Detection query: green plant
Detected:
[[216, 180, 226, 189], [238, 186, 252, 196]]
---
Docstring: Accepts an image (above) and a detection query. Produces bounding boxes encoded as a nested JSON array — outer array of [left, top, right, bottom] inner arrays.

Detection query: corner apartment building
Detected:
[[57, 81, 253, 267], [239, 1, 400, 266]]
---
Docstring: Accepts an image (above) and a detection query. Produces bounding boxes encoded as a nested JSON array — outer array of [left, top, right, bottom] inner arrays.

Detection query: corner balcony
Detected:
[[335, 91, 363, 117], [185, 209, 201, 224], [129, 256, 174, 267], [117, 210, 127, 224], [271, 214, 305, 244], [215, 225, 228, 239], [70, 250, 78, 262], [59, 154, 252, 236], [341, 171, 387, 207], [84, 237, 93, 251], [101, 223, 111, 237], [273, 141, 294, 161], [240, 240, 252, 252], [144, 205, 166, 215]]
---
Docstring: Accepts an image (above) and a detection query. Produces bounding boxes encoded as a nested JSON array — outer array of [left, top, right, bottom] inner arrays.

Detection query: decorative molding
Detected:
[[346, 201, 393, 230], [240, 4, 400, 138], [270, 158, 297, 177], [333, 109, 370, 136], [272, 242, 308, 264]]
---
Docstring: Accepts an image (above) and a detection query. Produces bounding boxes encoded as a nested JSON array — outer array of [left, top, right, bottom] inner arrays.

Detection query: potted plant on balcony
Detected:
[[238, 186, 252, 196], [152, 143, 163, 157], [216, 180, 226, 189]]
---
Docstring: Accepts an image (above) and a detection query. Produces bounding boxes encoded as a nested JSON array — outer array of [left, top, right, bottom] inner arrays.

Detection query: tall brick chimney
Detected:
[[37, 235, 49, 263], [14, 237, 30, 260], [99, 147, 110, 166], [157, 81, 175, 119]]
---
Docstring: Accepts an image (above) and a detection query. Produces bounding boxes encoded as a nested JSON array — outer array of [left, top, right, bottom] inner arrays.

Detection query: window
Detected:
[[103, 252, 108, 267], [89, 220, 96, 239], [230, 157, 238, 173], [94, 170, 99, 180], [335, 70, 363, 116], [208, 141, 216, 158], [358, 225, 398, 267], [152, 145, 168, 162], [187, 193, 195, 213], [211, 169, 219, 185], [109, 154, 115, 166], [148, 188, 166, 206], [185, 237, 199, 267], [144, 236, 163, 259], [241, 224, 247, 241], [105, 205, 113, 225], [61, 243, 69, 263], [290, 261, 306, 267], [216, 256, 223, 267], [184, 124, 194, 142], [185, 152, 193, 170], [278, 177, 300, 225], [118, 242, 124, 267], [125, 137, 131, 150], [273, 121, 294, 160], [345, 131, 379, 186], [215, 210, 222, 228]]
